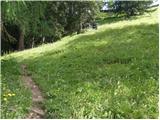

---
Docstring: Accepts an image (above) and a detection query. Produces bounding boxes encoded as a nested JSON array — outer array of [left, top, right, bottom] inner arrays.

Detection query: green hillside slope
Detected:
[[1, 8, 159, 118]]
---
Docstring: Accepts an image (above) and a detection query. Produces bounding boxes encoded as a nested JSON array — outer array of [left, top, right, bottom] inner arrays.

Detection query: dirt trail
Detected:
[[21, 64, 45, 119]]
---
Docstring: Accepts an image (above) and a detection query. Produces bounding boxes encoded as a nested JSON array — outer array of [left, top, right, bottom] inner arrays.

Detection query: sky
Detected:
[[102, 0, 159, 11]]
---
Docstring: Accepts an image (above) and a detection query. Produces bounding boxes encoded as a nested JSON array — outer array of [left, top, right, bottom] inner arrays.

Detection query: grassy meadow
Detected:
[[1, 8, 159, 118]]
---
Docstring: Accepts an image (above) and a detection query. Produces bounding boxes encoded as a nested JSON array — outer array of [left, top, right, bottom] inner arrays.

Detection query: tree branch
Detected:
[[2, 23, 17, 43]]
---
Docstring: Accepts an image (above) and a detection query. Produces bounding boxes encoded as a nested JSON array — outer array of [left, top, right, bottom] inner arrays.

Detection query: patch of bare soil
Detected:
[[21, 64, 45, 119]]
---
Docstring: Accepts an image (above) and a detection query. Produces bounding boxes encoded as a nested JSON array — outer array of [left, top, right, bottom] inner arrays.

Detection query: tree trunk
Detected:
[[32, 37, 35, 48], [77, 21, 82, 34], [18, 27, 24, 50], [42, 36, 45, 43]]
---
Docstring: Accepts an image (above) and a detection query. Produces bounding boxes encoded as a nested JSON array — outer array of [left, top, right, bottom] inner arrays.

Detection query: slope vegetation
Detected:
[[1, 8, 159, 118]]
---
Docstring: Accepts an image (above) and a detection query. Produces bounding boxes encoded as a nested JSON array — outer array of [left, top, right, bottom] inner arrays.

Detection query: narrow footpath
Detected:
[[21, 64, 45, 119]]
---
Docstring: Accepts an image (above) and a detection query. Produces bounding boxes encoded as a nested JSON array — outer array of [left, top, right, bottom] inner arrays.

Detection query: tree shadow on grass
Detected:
[[96, 14, 143, 26], [96, 7, 158, 26], [97, 16, 126, 25]]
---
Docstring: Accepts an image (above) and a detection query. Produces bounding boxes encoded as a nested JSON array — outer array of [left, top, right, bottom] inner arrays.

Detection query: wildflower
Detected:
[[8, 93, 12, 96], [3, 98, 7, 101], [12, 93, 15, 96]]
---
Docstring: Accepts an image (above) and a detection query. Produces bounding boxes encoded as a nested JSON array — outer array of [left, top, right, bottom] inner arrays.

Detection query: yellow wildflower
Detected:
[[12, 93, 15, 96], [8, 93, 12, 96], [3, 98, 7, 101]]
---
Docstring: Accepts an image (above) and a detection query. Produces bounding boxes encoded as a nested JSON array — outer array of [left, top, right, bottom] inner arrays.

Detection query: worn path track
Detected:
[[21, 64, 45, 119]]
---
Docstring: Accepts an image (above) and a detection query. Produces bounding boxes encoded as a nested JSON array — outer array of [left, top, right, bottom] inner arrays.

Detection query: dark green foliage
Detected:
[[1, 23, 19, 54], [1, 1, 100, 54], [110, 1, 153, 17], [65, 1, 99, 34]]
